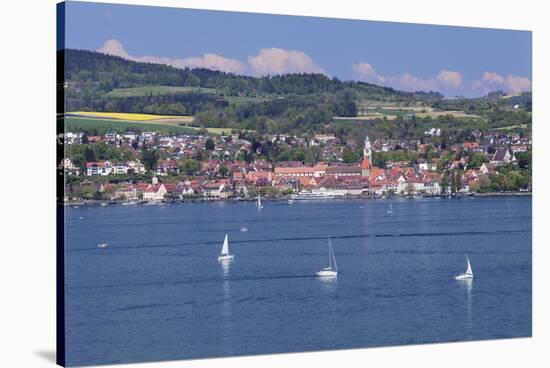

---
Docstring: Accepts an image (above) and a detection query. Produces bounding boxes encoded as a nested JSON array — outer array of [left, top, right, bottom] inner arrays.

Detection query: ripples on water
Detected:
[[64, 197, 532, 366]]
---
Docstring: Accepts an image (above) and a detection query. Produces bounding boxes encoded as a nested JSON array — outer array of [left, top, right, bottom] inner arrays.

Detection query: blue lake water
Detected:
[[64, 196, 532, 366]]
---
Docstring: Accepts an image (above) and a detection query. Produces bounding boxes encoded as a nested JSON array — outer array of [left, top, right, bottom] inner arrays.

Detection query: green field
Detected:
[[104, 85, 217, 98], [104, 85, 271, 105], [225, 95, 271, 105], [493, 124, 529, 131]]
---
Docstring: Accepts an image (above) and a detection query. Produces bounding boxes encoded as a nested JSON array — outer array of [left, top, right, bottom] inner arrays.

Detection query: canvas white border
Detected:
[[0, 0, 548, 367]]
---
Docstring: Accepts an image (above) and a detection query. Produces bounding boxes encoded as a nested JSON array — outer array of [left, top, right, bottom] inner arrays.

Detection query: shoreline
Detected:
[[62, 191, 531, 206]]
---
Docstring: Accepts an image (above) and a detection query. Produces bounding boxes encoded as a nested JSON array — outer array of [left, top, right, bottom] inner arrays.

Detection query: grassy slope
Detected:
[[104, 85, 217, 97], [103, 85, 271, 105]]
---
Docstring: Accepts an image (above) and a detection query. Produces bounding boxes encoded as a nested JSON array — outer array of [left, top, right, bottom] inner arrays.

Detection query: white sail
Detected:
[[465, 255, 473, 275], [221, 234, 229, 255], [257, 194, 262, 207]]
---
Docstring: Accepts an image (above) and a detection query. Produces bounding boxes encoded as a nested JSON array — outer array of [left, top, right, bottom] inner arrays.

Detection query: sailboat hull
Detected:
[[316, 270, 337, 277], [218, 254, 234, 261], [455, 273, 473, 280]]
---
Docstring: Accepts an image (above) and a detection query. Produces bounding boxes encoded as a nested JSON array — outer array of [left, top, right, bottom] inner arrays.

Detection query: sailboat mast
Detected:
[[332, 241, 338, 272], [328, 238, 332, 269]]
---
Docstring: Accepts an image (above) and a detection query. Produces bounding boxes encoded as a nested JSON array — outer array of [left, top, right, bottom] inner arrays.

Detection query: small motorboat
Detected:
[[240, 226, 248, 232], [97, 243, 109, 249]]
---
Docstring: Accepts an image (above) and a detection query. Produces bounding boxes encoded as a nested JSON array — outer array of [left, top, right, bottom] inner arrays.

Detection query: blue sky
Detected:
[[62, 1, 532, 97]]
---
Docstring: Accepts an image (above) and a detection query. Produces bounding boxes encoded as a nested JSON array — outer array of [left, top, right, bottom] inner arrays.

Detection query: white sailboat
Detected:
[[256, 194, 263, 209], [387, 201, 393, 214], [316, 237, 338, 277], [218, 234, 234, 261], [455, 254, 474, 280]]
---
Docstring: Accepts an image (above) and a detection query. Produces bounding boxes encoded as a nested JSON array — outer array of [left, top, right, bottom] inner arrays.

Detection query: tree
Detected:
[[205, 138, 215, 151], [449, 169, 463, 193], [469, 181, 480, 193], [84, 146, 96, 162], [516, 151, 531, 170], [479, 175, 491, 192], [218, 165, 229, 178], [181, 159, 199, 175], [141, 149, 159, 171], [342, 146, 356, 163], [468, 152, 487, 169], [293, 149, 306, 162]]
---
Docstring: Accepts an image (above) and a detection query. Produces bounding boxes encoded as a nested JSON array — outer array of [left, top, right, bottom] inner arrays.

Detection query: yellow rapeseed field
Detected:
[[68, 111, 192, 121]]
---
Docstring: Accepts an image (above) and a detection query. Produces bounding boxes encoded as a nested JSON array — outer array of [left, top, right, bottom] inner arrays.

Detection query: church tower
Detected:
[[363, 135, 372, 162], [361, 136, 372, 178]]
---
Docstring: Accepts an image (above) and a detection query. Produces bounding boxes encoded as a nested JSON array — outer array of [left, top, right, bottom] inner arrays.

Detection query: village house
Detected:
[[61, 158, 81, 175], [127, 160, 146, 174], [111, 162, 129, 175], [202, 180, 231, 199], [143, 183, 167, 202], [156, 159, 180, 176], [178, 182, 196, 197], [245, 171, 274, 186], [479, 162, 498, 176], [114, 184, 138, 201], [491, 147, 515, 166], [86, 161, 113, 176], [313, 133, 337, 144], [274, 164, 328, 179], [325, 164, 362, 179]]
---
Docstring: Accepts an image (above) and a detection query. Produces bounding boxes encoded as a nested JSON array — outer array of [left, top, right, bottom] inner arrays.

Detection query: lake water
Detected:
[[64, 196, 532, 366]]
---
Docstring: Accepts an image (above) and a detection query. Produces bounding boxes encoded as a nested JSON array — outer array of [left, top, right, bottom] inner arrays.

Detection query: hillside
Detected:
[[60, 49, 530, 139]]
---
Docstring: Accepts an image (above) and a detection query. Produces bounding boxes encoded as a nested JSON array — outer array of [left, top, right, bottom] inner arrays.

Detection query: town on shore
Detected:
[[60, 125, 531, 205]]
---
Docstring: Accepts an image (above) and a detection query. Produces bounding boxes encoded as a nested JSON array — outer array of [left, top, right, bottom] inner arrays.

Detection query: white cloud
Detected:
[[437, 70, 463, 88], [247, 48, 326, 76], [387, 73, 438, 92], [98, 39, 130, 59], [353, 62, 458, 92], [354, 60, 532, 96], [352, 62, 378, 79], [482, 71, 505, 85], [471, 71, 531, 94], [97, 40, 325, 76], [504, 75, 532, 92], [97, 39, 246, 74], [141, 54, 246, 74]]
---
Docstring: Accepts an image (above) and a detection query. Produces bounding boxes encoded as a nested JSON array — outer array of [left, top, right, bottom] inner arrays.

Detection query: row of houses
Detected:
[[84, 160, 146, 176]]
